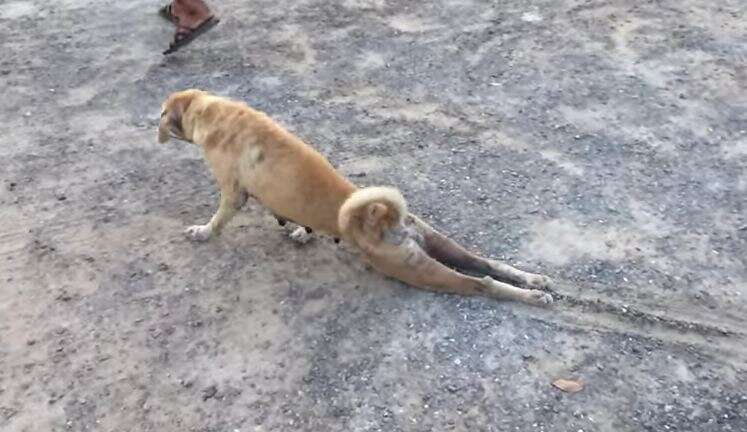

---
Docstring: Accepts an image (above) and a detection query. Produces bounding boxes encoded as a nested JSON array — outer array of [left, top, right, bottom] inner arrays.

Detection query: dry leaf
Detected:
[[552, 378, 584, 393]]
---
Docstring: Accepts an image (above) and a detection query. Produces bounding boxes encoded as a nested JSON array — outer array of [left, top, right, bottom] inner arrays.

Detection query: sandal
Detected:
[[163, 15, 219, 55]]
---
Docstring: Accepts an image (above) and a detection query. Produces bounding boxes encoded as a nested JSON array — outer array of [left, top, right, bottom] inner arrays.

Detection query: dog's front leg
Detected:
[[185, 186, 244, 242]]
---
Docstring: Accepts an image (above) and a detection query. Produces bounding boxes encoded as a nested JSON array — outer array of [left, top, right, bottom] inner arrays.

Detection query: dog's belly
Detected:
[[237, 150, 350, 236], [253, 191, 333, 233]]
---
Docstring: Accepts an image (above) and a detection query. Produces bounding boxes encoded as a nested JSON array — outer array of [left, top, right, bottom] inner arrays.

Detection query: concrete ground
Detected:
[[1, 0, 745, 431]]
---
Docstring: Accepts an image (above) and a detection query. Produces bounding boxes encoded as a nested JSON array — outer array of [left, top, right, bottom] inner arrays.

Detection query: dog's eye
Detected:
[[160, 110, 167, 118]]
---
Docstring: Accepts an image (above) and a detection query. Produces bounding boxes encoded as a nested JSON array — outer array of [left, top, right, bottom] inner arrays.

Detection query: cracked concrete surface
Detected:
[[1, 0, 745, 431]]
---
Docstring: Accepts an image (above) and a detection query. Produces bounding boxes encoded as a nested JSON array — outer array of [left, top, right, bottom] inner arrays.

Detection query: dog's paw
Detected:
[[289, 226, 312, 244], [527, 274, 553, 290], [185, 224, 213, 242], [525, 289, 554, 306]]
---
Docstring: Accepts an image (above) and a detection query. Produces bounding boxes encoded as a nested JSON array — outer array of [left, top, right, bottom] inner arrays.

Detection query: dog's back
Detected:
[[188, 94, 357, 236]]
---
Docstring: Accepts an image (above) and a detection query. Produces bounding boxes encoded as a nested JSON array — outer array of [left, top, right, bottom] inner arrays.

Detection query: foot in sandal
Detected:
[[159, 0, 219, 55]]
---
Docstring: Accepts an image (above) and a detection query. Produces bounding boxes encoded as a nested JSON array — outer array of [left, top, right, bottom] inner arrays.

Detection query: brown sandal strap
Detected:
[[163, 16, 219, 55]]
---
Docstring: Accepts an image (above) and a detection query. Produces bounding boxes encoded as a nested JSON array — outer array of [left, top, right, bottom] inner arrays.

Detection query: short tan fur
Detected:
[[158, 90, 553, 306]]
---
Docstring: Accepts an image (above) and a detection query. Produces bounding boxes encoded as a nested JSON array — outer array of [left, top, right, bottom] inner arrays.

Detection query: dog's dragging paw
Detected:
[[526, 290, 553, 306], [527, 274, 553, 290], [289, 226, 312, 244], [185, 224, 213, 242]]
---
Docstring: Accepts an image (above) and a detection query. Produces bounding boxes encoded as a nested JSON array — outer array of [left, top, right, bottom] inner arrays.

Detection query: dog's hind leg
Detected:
[[411, 216, 552, 290], [405, 251, 552, 306]]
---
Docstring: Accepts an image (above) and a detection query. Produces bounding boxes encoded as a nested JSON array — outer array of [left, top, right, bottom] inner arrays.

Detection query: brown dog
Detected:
[[158, 89, 553, 306]]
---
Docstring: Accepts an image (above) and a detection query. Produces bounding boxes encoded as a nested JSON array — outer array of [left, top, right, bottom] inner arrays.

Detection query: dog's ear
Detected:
[[157, 109, 172, 143], [157, 92, 195, 143]]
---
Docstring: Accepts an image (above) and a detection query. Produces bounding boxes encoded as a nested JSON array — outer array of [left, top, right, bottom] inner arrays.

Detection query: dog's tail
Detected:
[[338, 187, 407, 245]]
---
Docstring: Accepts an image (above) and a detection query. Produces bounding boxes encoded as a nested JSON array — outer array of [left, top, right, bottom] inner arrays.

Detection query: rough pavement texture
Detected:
[[1, 0, 746, 431]]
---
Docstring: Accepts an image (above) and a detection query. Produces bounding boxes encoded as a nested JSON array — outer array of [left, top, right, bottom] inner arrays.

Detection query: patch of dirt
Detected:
[[1, 0, 745, 431]]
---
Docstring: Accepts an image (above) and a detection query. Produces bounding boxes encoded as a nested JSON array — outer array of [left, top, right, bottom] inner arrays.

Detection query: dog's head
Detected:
[[158, 89, 203, 143]]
